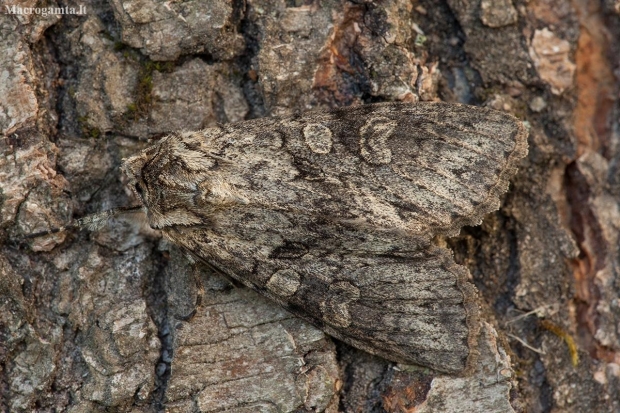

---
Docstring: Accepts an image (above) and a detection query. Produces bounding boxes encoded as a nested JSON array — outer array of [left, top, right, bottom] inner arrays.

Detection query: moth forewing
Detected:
[[120, 102, 527, 374]]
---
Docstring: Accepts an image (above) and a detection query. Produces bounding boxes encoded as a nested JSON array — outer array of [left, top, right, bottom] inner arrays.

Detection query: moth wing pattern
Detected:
[[122, 102, 528, 373], [203, 102, 526, 238], [167, 219, 480, 373]]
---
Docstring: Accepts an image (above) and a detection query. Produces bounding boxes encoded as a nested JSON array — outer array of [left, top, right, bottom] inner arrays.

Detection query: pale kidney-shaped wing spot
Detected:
[[320, 281, 361, 328], [303, 123, 333, 154], [266, 269, 301, 298], [359, 116, 398, 164]]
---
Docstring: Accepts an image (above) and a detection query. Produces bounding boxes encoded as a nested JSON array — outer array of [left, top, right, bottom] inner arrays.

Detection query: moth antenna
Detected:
[[24, 205, 144, 239]]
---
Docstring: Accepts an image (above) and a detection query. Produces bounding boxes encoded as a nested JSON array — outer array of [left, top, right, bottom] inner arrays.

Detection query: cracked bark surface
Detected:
[[1, 0, 620, 412]]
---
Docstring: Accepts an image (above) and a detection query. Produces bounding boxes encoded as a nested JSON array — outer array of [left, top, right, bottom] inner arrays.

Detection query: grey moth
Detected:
[[47, 102, 529, 374]]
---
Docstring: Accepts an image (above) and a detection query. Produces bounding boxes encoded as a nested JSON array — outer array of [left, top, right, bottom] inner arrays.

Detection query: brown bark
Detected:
[[1, 0, 619, 411]]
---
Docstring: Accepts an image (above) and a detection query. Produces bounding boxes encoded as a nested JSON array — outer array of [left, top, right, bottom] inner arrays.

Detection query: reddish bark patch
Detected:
[[381, 371, 433, 413], [572, 0, 615, 157], [313, 4, 368, 106]]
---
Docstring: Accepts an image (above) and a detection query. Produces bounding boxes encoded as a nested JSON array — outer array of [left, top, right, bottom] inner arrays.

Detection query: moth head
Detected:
[[120, 146, 159, 222], [121, 133, 246, 230]]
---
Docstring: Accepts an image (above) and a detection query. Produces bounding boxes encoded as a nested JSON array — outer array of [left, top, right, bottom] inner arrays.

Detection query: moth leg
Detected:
[[176, 254, 205, 323]]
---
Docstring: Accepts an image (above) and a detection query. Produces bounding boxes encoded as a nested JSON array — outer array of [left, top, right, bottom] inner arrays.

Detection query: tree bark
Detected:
[[1, 0, 619, 412]]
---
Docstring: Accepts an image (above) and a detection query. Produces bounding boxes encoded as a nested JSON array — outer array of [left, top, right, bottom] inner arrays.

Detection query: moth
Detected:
[[43, 102, 528, 374]]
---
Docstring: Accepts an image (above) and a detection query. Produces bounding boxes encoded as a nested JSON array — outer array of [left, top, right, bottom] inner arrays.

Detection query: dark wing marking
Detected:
[[165, 207, 479, 374], [191, 102, 528, 237]]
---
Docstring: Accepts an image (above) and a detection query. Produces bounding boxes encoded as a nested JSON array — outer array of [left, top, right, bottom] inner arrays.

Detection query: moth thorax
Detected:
[[196, 177, 248, 209]]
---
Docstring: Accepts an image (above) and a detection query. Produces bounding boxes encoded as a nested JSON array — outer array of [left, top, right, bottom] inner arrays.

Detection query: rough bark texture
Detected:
[[1, 0, 619, 412]]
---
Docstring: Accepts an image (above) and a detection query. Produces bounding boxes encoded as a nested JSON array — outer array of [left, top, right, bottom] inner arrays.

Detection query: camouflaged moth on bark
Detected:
[[85, 102, 528, 374]]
